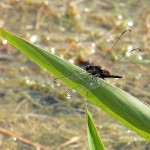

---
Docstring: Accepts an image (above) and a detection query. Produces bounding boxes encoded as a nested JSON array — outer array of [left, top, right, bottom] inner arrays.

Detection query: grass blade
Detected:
[[0, 28, 150, 141], [86, 109, 105, 150]]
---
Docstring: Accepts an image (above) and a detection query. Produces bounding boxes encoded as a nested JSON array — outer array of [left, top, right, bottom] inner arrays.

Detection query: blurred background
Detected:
[[0, 0, 150, 149]]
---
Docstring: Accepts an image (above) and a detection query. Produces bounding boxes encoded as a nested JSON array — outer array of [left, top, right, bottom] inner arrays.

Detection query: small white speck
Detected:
[[84, 7, 90, 12], [67, 95, 71, 99], [126, 52, 131, 57], [51, 47, 55, 54], [76, 14, 81, 19], [133, 137, 138, 141], [25, 115, 28, 119], [127, 21, 134, 27], [20, 67, 25, 71], [44, 0, 49, 5], [91, 43, 96, 48], [118, 14, 123, 20], [13, 137, 17, 141], [26, 79, 30, 84], [138, 55, 142, 60], [127, 45, 133, 51], [69, 59, 74, 64], [136, 73, 142, 79], [30, 35, 37, 43], [2, 39, 7, 44], [127, 130, 131, 133], [46, 36, 51, 41], [99, 125, 103, 129], [106, 37, 113, 43], [91, 43, 96, 53], [91, 48, 95, 53], [60, 55, 64, 59], [106, 38, 111, 43], [56, 83, 60, 86]]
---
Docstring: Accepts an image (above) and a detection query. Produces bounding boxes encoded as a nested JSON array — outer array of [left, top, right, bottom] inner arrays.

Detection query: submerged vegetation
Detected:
[[0, 0, 150, 149]]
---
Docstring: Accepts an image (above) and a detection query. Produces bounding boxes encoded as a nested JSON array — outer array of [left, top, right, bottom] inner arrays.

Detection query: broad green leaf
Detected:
[[86, 109, 105, 150], [0, 28, 150, 141]]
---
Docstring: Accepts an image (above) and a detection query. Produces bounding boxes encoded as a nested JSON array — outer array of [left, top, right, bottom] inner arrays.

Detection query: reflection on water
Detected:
[[0, 0, 150, 149]]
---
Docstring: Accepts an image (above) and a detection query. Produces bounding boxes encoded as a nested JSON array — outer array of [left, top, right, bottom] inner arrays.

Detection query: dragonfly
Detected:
[[54, 29, 141, 97]]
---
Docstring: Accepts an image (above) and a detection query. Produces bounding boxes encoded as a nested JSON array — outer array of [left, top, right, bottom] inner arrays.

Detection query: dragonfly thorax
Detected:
[[86, 65, 104, 76]]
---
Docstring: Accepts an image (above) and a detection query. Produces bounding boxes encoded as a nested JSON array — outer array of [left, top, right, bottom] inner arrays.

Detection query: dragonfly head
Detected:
[[85, 65, 95, 74]]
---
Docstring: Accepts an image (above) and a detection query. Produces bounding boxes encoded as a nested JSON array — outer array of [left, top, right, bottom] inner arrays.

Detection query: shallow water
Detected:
[[0, 0, 150, 149]]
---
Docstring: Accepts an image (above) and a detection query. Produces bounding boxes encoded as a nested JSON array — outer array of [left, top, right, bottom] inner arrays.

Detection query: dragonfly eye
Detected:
[[86, 65, 93, 71]]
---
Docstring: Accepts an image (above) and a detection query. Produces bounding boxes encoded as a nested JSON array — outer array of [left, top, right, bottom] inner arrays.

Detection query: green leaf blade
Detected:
[[86, 109, 105, 150], [0, 28, 150, 141]]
